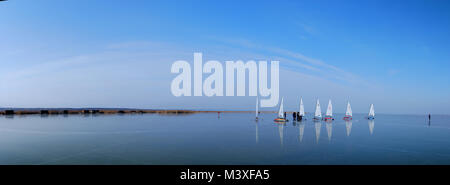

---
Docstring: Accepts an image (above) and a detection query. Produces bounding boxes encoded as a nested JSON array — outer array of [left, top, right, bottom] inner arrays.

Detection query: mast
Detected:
[[255, 97, 259, 119]]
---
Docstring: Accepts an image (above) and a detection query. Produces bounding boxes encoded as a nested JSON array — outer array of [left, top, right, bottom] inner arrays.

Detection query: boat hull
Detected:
[[343, 116, 352, 120], [274, 118, 287, 122], [368, 116, 375, 120], [313, 117, 321, 121], [324, 116, 334, 121]]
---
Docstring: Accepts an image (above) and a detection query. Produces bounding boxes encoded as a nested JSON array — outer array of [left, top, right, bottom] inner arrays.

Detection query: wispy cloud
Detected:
[[208, 36, 367, 86], [0, 55, 92, 80]]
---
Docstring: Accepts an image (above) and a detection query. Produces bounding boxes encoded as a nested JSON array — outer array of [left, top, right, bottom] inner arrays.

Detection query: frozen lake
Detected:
[[0, 113, 449, 164]]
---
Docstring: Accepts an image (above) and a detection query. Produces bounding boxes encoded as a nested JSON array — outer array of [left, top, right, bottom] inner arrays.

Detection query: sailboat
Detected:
[[255, 97, 259, 121], [343, 101, 352, 120], [324, 99, 334, 121], [298, 97, 305, 121], [313, 99, 322, 121], [274, 97, 287, 122], [368, 104, 375, 120]]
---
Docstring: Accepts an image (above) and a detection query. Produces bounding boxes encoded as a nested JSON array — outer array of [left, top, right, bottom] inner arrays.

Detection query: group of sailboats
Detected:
[[314, 99, 345, 121], [259, 97, 375, 122], [254, 97, 376, 145]]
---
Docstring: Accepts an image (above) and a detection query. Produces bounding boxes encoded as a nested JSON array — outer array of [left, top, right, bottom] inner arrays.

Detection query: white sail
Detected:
[[278, 98, 284, 118], [326, 99, 333, 117], [368, 104, 375, 117], [299, 98, 305, 116], [255, 97, 259, 118], [345, 101, 352, 117], [314, 99, 322, 118]]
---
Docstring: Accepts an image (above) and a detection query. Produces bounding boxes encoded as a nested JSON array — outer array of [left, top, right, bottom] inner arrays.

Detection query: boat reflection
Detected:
[[299, 121, 305, 143], [315, 121, 321, 143], [278, 123, 285, 147], [255, 122, 259, 144], [326, 122, 333, 141], [326, 122, 332, 141], [345, 120, 352, 136], [368, 119, 375, 135], [260, 116, 376, 145]]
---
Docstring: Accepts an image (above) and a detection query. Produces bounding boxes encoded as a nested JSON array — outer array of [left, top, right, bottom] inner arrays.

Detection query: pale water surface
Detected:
[[0, 113, 449, 165]]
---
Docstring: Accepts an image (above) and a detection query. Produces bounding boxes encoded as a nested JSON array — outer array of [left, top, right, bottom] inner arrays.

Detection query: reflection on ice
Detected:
[[299, 122, 305, 143], [326, 122, 332, 141], [368, 120, 375, 135], [345, 120, 352, 136], [255, 122, 259, 144], [315, 122, 321, 143], [2, 113, 450, 165], [278, 123, 285, 147]]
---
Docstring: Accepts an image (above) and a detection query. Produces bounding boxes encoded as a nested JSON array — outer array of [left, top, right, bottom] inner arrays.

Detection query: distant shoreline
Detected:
[[0, 108, 442, 116], [0, 108, 277, 115]]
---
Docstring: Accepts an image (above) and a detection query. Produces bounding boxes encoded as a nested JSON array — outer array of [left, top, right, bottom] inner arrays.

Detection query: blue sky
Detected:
[[1, 0, 449, 114]]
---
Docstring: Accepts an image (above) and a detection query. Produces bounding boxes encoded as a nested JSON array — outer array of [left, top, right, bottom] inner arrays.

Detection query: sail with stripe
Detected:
[[345, 101, 352, 117], [325, 99, 333, 117]]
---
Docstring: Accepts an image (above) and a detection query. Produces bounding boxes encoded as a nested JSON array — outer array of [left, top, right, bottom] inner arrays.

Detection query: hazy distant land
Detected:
[[0, 108, 277, 115]]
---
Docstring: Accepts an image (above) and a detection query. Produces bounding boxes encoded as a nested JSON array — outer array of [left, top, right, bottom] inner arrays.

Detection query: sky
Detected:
[[0, 0, 449, 114]]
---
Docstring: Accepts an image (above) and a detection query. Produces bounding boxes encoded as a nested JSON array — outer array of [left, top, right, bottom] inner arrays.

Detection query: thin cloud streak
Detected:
[[208, 36, 368, 86]]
